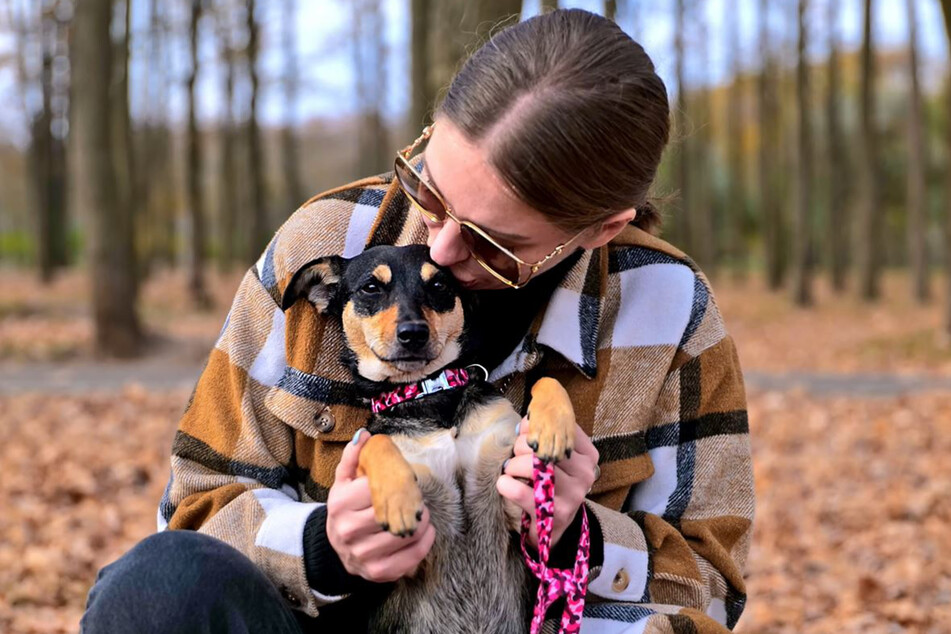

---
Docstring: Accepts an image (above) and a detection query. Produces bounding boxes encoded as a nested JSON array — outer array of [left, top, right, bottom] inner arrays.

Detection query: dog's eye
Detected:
[[360, 281, 382, 295], [430, 279, 447, 292]]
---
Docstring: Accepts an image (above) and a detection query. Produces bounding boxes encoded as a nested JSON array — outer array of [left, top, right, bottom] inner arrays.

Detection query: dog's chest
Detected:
[[390, 395, 521, 487]]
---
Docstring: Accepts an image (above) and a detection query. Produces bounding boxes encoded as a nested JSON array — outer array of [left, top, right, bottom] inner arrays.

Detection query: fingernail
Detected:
[[351, 428, 366, 445], [514, 422, 520, 436], [501, 458, 510, 474]]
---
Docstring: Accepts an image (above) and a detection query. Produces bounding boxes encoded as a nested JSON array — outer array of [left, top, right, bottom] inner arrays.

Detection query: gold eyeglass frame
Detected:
[[394, 123, 585, 289]]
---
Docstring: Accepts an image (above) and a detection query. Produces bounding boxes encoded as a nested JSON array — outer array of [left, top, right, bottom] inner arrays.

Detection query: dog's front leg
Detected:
[[357, 434, 424, 537], [525, 377, 576, 463]]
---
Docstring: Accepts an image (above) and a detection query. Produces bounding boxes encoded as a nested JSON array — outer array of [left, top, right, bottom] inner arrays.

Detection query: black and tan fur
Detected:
[[290, 245, 576, 633]]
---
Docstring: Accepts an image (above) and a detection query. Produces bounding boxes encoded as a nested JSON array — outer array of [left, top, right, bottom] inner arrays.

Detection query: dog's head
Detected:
[[287, 245, 471, 384]]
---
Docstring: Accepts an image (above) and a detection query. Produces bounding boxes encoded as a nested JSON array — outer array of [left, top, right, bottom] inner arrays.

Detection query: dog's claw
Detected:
[[381, 522, 389, 532], [565, 448, 572, 459], [528, 440, 539, 452], [416, 509, 423, 521]]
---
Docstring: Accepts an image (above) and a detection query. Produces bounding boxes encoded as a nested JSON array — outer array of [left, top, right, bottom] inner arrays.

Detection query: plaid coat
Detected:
[[159, 172, 754, 632]]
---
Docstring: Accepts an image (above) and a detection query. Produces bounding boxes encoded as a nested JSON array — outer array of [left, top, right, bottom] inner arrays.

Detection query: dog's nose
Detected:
[[396, 321, 430, 350]]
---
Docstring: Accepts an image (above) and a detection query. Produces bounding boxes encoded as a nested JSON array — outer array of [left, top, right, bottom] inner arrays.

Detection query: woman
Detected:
[[82, 9, 753, 633]]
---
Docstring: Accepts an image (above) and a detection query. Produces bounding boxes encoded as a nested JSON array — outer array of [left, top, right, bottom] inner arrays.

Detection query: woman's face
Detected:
[[420, 118, 584, 291]]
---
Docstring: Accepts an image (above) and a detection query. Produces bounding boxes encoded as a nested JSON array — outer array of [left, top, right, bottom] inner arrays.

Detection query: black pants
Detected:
[[81, 531, 354, 633]]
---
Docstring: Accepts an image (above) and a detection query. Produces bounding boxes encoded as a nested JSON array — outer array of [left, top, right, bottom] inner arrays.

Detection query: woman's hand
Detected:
[[326, 430, 436, 582], [496, 418, 600, 549]]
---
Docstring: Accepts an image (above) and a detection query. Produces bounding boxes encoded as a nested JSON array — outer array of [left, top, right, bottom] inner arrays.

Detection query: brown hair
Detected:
[[438, 9, 670, 235]]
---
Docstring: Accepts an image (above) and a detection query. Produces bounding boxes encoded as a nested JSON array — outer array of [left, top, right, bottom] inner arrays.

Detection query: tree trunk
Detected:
[[428, 0, 521, 111], [758, 0, 783, 290], [937, 0, 951, 335], [826, 0, 849, 292], [541, 0, 558, 11], [217, 2, 238, 272], [71, 0, 141, 357], [725, 2, 745, 279], [186, 0, 211, 308], [26, 3, 69, 283], [411, 0, 434, 128], [856, 0, 881, 301], [245, 0, 267, 261], [791, 0, 813, 306], [112, 0, 137, 294], [604, 0, 617, 20], [694, 10, 715, 274], [905, 0, 929, 302], [281, 0, 305, 211], [674, 0, 691, 256]]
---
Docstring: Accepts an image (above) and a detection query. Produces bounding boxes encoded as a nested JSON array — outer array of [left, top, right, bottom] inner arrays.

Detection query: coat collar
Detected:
[[275, 174, 669, 383]]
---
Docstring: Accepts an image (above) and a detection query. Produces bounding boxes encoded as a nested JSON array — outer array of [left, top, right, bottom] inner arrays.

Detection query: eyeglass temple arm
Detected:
[[398, 124, 435, 160]]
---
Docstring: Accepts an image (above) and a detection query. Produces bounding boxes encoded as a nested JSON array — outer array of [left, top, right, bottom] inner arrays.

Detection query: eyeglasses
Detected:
[[394, 124, 585, 289]]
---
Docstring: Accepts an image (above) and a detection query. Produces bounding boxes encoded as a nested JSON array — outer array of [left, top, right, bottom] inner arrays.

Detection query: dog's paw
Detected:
[[368, 461, 424, 537], [526, 377, 576, 463]]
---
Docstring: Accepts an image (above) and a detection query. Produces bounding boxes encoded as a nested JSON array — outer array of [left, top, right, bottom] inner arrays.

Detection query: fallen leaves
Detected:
[[0, 387, 187, 633], [737, 389, 951, 634]]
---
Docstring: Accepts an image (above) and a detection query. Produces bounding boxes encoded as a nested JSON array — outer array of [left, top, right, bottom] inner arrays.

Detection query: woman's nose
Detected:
[[427, 220, 469, 268]]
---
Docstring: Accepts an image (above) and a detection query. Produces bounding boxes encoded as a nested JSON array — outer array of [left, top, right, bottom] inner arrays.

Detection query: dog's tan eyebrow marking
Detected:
[[373, 264, 392, 284], [420, 262, 438, 282]]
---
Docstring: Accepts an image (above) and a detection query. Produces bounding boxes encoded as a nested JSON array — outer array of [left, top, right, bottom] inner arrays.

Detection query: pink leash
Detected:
[[520, 455, 591, 634]]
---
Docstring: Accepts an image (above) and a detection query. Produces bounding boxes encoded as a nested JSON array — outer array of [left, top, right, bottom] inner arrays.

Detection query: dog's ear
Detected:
[[285, 256, 345, 313]]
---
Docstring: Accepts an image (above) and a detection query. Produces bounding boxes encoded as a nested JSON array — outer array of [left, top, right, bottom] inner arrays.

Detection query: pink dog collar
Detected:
[[521, 455, 591, 634], [370, 367, 475, 414]]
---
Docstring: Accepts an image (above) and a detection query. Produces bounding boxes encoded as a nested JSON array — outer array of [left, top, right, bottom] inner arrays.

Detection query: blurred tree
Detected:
[[826, 0, 849, 292], [725, 2, 746, 279], [112, 0, 136, 295], [855, 0, 882, 300], [281, 0, 304, 210], [541, 0, 557, 10], [186, 0, 211, 308], [693, 7, 714, 273], [216, 0, 239, 270], [10, 1, 69, 282], [71, 0, 141, 356], [674, 0, 692, 257], [758, 0, 784, 290], [791, 0, 813, 306], [939, 0, 951, 335], [245, 0, 267, 260], [604, 0, 616, 20], [138, 0, 176, 272], [428, 0, 521, 114], [905, 0, 929, 303], [411, 0, 435, 128], [353, 0, 388, 175]]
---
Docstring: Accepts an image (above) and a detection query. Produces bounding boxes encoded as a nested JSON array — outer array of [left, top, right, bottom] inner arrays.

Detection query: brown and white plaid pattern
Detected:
[[159, 171, 754, 631]]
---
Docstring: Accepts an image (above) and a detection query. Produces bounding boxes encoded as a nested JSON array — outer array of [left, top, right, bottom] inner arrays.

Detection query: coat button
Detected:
[[314, 406, 335, 433], [611, 568, 630, 593], [280, 586, 301, 607]]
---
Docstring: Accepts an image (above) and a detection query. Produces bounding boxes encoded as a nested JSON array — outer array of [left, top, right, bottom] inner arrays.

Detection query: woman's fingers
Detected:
[[365, 523, 437, 582], [327, 476, 373, 513], [496, 473, 534, 516], [349, 507, 432, 560]]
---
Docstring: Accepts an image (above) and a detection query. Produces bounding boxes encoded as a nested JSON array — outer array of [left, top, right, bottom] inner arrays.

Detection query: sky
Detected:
[[0, 0, 949, 149]]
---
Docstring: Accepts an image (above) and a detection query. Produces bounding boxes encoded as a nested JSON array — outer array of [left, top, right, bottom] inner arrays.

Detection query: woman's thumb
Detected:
[[334, 428, 369, 482]]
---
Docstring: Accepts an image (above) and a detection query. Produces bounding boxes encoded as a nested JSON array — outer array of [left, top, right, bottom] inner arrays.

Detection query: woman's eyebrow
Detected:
[[423, 164, 531, 243]]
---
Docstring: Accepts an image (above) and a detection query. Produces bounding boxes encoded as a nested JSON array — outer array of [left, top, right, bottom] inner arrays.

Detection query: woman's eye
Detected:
[[361, 281, 382, 295]]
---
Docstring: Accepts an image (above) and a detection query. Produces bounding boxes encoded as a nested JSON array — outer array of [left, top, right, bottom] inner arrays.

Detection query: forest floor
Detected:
[[1, 268, 950, 632]]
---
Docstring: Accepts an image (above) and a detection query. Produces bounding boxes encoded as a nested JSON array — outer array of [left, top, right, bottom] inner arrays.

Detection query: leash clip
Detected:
[[465, 363, 489, 382]]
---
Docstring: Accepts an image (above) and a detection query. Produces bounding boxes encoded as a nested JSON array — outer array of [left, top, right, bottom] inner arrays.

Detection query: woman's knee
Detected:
[[82, 530, 301, 633]]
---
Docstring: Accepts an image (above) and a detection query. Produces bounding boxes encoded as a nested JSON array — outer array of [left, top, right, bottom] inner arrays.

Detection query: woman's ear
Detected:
[[577, 208, 637, 250]]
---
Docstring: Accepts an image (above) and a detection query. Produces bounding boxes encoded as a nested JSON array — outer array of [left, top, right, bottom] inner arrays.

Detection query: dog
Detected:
[[289, 244, 577, 634]]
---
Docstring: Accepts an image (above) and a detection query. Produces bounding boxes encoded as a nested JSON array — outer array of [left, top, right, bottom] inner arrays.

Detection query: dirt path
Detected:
[[2, 361, 950, 397]]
